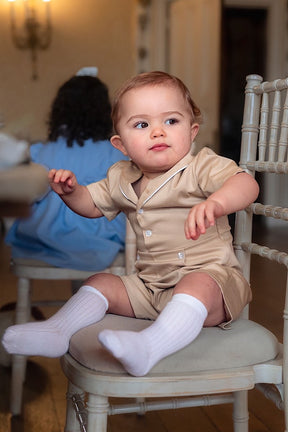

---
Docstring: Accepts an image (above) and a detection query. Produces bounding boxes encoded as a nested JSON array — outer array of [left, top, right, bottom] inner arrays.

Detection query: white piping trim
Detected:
[[119, 185, 137, 205], [119, 165, 188, 206], [142, 165, 188, 205]]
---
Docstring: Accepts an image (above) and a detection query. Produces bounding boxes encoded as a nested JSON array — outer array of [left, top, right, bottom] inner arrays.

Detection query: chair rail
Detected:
[[248, 203, 288, 221], [240, 242, 288, 268]]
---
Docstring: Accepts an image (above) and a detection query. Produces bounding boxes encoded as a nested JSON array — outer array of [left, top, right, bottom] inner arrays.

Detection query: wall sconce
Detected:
[[8, 0, 52, 80]]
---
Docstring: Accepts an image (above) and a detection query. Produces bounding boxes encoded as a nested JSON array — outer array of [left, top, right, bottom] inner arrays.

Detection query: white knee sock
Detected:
[[2, 285, 108, 357], [98, 293, 207, 376]]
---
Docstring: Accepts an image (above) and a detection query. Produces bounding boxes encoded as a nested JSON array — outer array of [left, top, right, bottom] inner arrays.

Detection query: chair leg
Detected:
[[10, 277, 31, 416], [283, 375, 288, 432], [233, 390, 249, 432], [87, 394, 109, 432], [64, 381, 85, 432], [10, 354, 28, 415]]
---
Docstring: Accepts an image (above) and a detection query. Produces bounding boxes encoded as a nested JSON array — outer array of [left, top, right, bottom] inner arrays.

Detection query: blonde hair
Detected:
[[111, 71, 202, 133]]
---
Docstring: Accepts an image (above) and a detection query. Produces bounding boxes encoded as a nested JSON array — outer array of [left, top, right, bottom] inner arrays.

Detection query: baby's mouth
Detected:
[[150, 143, 169, 151]]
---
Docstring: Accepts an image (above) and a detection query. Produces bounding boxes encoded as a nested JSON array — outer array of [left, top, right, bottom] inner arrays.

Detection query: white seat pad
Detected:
[[68, 315, 279, 375]]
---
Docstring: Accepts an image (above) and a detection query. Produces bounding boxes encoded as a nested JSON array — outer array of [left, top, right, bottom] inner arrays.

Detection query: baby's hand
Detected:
[[184, 199, 224, 240], [48, 169, 78, 195]]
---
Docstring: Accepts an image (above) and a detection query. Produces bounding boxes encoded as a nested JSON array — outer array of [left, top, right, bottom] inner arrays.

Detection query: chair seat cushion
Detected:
[[11, 253, 125, 279], [68, 315, 279, 375], [13, 252, 125, 268]]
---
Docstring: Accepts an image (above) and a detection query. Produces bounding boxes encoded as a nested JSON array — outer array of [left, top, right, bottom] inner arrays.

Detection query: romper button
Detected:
[[138, 209, 144, 214], [178, 252, 185, 260], [145, 230, 152, 237]]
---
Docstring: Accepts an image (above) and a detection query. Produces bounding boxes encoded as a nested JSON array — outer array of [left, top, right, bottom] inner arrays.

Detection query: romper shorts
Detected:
[[120, 262, 251, 328]]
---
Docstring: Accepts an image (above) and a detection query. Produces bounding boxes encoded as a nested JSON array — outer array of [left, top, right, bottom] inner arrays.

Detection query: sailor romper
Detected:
[[87, 147, 252, 324]]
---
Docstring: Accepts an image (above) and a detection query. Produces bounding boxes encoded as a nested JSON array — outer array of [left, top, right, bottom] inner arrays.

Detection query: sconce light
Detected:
[[8, 0, 52, 80]]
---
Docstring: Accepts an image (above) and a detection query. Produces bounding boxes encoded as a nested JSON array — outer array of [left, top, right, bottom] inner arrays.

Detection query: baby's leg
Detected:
[[99, 272, 224, 376], [2, 273, 133, 357]]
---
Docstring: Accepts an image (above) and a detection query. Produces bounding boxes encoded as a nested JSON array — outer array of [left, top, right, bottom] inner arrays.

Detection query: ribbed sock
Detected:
[[99, 293, 207, 376], [2, 285, 108, 357]]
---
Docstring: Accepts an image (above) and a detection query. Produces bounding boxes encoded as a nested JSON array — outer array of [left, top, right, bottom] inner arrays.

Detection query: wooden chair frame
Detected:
[[8, 221, 136, 416], [7, 74, 287, 430], [61, 75, 288, 432], [58, 74, 288, 432]]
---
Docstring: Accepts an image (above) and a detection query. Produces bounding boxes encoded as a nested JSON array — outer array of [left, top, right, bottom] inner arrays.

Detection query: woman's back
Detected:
[[5, 138, 127, 271]]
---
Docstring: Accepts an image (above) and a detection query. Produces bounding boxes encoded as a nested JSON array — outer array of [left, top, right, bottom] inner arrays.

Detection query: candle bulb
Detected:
[[24, 0, 29, 20], [45, 0, 51, 26], [8, 0, 16, 29], [7, 0, 52, 80]]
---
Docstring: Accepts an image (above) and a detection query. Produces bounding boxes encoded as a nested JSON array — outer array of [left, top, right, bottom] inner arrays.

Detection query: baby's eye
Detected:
[[165, 118, 178, 125], [135, 121, 148, 129]]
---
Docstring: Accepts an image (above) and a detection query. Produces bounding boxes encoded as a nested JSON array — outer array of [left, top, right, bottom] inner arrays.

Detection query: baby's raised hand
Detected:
[[184, 199, 224, 240], [48, 169, 78, 195]]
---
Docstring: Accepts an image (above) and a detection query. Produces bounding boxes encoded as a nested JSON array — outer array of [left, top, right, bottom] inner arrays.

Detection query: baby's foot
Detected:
[[98, 329, 152, 376], [2, 321, 69, 357]]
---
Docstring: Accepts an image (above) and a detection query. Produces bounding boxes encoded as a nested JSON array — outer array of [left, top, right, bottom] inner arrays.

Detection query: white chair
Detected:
[[60, 74, 288, 432], [9, 221, 136, 416]]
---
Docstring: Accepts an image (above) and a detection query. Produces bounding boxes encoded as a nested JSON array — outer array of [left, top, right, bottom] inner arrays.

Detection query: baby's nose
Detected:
[[151, 125, 165, 138]]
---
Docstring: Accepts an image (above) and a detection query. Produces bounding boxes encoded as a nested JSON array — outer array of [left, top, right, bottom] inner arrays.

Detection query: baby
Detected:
[[2, 71, 259, 376]]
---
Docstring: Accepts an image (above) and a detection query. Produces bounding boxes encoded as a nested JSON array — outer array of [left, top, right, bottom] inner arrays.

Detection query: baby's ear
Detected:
[[110, 135, 128, 156], [191, 123, 199, 142]]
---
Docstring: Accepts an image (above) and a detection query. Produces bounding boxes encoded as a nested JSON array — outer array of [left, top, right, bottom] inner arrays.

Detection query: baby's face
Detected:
[[111, 84, 199, 179]]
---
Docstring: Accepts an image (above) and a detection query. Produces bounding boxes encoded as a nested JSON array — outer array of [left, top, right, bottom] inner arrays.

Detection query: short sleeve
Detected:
[[87, 179, 120, 221], [86, 162, 127, 221], [194, 147, 243, 196]]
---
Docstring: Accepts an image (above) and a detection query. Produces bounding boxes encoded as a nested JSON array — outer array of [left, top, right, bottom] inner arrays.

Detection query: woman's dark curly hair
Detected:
[[47, 76, 112, 147]]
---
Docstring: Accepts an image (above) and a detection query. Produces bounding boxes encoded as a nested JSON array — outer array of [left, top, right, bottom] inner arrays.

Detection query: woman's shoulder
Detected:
[[29, 138, 68, 162], [29, 141, 45, 161]]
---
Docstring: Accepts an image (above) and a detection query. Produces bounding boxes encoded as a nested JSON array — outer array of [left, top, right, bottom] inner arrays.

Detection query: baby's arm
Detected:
[[48, 169, 103, 218], [185, 172, 259, 240]]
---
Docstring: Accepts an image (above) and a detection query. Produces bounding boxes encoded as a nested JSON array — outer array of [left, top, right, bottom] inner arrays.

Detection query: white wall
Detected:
[[0, 0, 137, 142]]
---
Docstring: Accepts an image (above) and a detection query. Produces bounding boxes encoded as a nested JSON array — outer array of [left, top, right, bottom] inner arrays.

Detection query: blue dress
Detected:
[[5, 137, 128, 271]]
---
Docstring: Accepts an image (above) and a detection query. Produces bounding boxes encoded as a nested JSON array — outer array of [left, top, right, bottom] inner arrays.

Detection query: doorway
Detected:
[[220, 6, 267, 162]]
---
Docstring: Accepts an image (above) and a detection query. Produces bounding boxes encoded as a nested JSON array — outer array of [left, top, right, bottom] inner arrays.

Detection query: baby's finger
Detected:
[[48, 168, 57, 181], [194, 207, 207, 235], [184, 218, 193, 239], [184, 211, 196, 239], [55, 169, 71, 184], [185, 222, 201, 240], [185, 214, 202, 240], [204, 207, 215, 227]]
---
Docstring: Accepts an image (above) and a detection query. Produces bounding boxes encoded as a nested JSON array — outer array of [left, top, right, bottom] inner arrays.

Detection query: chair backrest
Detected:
[[233, 74, 288, 318]]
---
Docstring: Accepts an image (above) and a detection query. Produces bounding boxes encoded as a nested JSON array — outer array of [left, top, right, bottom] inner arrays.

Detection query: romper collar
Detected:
[[119, 147, 195, 206]]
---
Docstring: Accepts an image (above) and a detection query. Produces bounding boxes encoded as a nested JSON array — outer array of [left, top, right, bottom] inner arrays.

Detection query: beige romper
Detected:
[[87, 147, 252, 325]]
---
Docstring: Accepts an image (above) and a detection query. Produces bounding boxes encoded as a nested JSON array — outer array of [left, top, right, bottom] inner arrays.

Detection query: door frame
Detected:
[[224, 0, 288, 225], [135, 0, 287, 79], [224, 0, 287, 80]]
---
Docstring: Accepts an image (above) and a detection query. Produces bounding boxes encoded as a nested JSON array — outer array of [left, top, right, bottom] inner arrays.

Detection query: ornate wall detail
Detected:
[[136, 0, 152, 73]]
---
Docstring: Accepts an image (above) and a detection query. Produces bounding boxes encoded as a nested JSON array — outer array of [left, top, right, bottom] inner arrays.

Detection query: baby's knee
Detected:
[[83, 273, 129, 310], [84, 272, 117, 292]]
